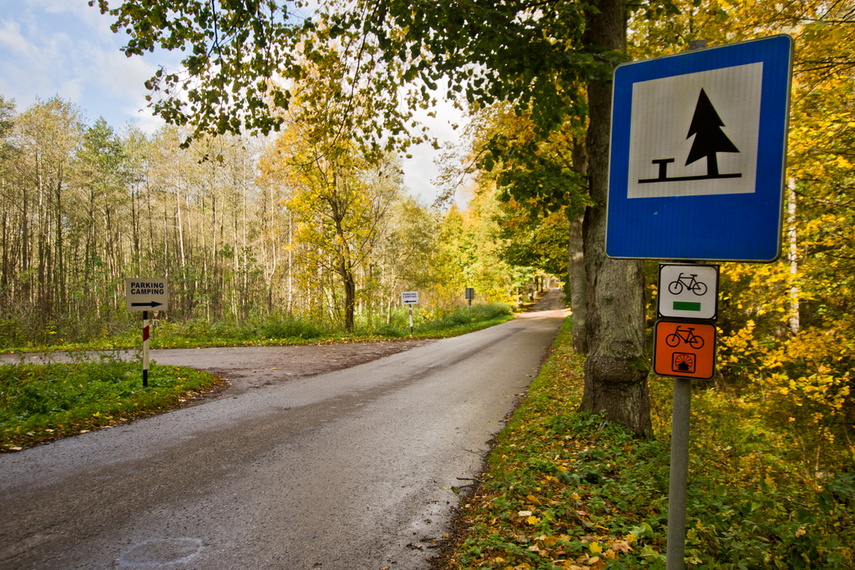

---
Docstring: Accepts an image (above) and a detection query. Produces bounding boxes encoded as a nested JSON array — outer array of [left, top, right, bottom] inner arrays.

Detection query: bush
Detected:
[[373, 323, 406, 337], [256, 317, 324, 340]]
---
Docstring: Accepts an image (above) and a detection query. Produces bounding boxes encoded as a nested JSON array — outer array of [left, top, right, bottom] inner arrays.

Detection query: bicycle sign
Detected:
[[668, 274, 707, 296], [658, 263, 718, 320], [654, 320, 716, 379], [665, 325, 705, 349]]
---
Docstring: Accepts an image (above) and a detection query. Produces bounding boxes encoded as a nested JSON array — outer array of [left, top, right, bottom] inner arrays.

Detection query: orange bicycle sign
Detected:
[[654, 321, 716, 379]]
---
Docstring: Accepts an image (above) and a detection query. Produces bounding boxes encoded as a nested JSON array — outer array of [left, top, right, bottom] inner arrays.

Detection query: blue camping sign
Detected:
[[606, 35, 793, 262]]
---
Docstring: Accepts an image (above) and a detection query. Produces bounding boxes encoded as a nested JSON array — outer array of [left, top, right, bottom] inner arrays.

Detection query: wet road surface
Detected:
[[0, 306, 567, 569]]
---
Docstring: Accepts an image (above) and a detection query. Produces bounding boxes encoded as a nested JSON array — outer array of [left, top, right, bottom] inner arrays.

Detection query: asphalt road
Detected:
[[0, 306, 567, 569]]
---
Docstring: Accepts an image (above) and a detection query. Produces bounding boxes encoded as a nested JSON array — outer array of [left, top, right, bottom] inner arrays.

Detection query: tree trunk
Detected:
[[568, 212, 587, 353], [343, 264, 356, 333], [569, 136, 589, 353], [787, 178, 799, 335], [581, 0, 651, 435]]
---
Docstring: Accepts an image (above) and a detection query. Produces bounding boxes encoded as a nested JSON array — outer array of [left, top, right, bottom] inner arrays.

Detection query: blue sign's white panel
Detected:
[[606, 35, 793, 262]]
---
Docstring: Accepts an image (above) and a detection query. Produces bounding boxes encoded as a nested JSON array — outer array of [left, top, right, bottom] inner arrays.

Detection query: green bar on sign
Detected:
[[674, 301, 702, 312]]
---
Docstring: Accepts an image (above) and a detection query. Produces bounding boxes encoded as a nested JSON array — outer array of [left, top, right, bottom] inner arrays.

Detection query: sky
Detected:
[[0, 0, 466, 206]]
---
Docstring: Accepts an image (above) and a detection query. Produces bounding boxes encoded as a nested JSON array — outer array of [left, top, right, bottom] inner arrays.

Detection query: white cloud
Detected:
[[0, 0, 175, 131], [0, 0, 469, 206], [401, 80, 469, 206]]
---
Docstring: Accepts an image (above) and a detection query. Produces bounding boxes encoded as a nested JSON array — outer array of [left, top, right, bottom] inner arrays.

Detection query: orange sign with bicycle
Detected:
[[654, 321, 716, 379]]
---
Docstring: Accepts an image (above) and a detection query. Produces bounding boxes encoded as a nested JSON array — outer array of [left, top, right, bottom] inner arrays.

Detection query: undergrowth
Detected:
[[443, 317, 854, 569], [0, 303, 514, 352], [1, 353, 221, 451]]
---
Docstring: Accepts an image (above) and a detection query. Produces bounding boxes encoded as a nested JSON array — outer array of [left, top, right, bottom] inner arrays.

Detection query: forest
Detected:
[[0, 99, 551, 346], [1, 1, 852, 450]]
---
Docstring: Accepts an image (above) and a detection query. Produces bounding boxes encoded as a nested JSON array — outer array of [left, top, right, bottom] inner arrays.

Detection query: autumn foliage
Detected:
[[441, 317, 854, 568]]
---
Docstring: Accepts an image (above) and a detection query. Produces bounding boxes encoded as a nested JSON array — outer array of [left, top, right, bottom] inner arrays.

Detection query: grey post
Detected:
[[666, 376, 692, 568], [666, 41, 708, 570]]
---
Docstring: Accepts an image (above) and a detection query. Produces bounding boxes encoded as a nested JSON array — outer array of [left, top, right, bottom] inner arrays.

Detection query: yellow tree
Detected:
[[264, 44, 400, 332], [629, 0, 855, 465]]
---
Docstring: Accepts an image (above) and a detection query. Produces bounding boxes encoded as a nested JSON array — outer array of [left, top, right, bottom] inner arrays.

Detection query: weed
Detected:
[[1, 354, 220, 451]]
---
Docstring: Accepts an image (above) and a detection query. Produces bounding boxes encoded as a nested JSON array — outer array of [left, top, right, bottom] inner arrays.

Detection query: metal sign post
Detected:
[[126, 279, 168, 387], [465, 288, 475, 322], [606, 35, 793, 569], [142, 311, 150, 387], [655, 264, 717, 570], [667, 376, 692, 568]]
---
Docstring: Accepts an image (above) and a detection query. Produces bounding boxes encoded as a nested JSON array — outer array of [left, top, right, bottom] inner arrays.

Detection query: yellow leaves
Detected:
[[538, 535, 560, 547], [517, 510, 539, 525]]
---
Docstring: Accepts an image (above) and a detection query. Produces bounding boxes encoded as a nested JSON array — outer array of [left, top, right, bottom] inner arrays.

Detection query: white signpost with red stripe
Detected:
[[402, 291, 418, 334], [126, 279, 168, 387]]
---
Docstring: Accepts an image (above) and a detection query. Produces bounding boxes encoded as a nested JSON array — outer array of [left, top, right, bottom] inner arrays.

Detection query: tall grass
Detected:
[[372, 303, 514, 337]]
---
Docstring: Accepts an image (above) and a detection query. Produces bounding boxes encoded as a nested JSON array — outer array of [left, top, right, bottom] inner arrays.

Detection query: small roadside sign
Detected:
[[654, 321, 716, 379], [465, 287, 475, 300], [658, 264, 718, 320], [126, 278, 168, 312], [401, 291, 419, 305], [125, 278, 168, 388]]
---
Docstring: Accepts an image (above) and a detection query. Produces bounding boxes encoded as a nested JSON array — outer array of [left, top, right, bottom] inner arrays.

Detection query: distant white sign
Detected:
[[126, 278, 168, 312], [401, 291, 419, 305]]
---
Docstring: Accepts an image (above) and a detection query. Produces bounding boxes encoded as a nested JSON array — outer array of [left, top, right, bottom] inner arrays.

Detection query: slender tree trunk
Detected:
[[787, 178, 799, 335], [342, 260, 356, 333], [54, 174, 65, 312], [176, 180, 187, 313], [287, 210, 293, 314], [21, 181, 30, 303], [568, 212, 587, 352], [581, 0, 651, 435], [569, 137, 589, 353], [1, 210, 7, 295]]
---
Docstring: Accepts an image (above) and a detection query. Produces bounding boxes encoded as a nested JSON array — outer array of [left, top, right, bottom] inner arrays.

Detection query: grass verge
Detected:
[[0, 304, 515, 353], [438, 316, 854, 569], [1, 355, 222, 452]]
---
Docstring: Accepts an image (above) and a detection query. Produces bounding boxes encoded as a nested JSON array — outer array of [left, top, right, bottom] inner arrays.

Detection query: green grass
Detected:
[[1, 355, 222, 451], [0, 303, 516, 353], [441, 316, 855, 569]]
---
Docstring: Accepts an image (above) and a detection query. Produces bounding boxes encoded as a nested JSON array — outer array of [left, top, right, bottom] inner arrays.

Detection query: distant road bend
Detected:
[[0, 291, 568, 569]]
